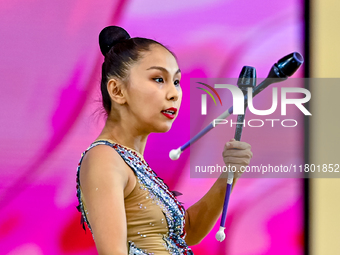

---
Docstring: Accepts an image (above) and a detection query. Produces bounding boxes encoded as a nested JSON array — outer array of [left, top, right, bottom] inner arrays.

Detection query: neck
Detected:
[[96, 116, 149, 156]]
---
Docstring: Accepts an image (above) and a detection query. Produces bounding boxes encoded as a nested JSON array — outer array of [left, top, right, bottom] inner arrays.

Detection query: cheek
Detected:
[[134, 91, 162, 115], [131, 87, 154, 104]]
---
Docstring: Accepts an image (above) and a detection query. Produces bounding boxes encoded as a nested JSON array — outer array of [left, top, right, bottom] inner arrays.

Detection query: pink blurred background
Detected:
[[0, 0, 305, 254]]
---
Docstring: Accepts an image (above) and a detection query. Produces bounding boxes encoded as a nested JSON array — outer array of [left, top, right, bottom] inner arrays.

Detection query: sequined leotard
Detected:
[[76, 139, 194, 255]]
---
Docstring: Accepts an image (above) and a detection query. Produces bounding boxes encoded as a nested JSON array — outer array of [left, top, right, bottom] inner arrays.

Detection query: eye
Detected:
[[174, 80, 180, 87], [153, 77, 164, 83]]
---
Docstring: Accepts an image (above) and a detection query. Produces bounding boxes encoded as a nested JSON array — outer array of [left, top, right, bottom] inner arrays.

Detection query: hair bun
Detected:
[[99, 26, 130, 56]]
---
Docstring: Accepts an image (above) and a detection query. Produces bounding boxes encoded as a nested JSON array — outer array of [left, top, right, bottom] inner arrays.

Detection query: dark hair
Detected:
[[99, 26, 172, 116]]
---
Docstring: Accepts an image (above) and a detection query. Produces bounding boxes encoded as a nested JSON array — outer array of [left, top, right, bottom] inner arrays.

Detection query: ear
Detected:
[[107, 78, 126, 105]]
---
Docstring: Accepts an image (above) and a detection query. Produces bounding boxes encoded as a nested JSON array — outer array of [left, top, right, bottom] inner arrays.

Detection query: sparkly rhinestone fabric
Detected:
[[76, 140, 194, 255]]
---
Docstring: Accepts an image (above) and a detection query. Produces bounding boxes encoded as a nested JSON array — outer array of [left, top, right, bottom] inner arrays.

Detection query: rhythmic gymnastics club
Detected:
[[215, 66, 256, 242], [169, 52, 304, 160]]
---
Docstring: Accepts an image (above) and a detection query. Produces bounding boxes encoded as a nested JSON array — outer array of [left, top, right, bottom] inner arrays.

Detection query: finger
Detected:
[[224, 141, 251, 150], [222, 148, 253, 158], [223, 156, 251, 166], [224, 138, 237, 149]]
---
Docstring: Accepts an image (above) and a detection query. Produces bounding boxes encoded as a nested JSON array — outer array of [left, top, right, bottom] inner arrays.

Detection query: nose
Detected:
[[167, 83, 180, 102]]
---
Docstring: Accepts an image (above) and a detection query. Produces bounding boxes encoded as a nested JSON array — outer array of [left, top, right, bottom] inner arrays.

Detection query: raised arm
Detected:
[[79, 145, 131, 255], [184, 139, 253, 246]]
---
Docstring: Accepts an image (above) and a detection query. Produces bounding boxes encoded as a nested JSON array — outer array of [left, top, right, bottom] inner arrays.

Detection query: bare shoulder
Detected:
[[79, 144, 134, 196]]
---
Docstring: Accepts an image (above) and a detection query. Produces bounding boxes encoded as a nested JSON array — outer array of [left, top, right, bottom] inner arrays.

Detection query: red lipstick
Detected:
[[161, 107, 177, 119]]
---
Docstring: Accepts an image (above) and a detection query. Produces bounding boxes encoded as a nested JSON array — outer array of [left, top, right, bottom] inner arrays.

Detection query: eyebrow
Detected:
[[146, 66, 181, 75]]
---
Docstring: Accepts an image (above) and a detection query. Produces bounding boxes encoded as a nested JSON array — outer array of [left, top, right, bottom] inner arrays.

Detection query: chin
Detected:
[[154, 123, 172, 133]]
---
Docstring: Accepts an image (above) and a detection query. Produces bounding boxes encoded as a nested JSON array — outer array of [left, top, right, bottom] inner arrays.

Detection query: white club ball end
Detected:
[[215, 226, 226, 242], [169, 147, 182, 160]]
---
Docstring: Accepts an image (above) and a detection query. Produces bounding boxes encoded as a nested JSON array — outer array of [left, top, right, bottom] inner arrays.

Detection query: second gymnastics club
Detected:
[[215, 66, 256, 242], [169, 52, 304, 160]]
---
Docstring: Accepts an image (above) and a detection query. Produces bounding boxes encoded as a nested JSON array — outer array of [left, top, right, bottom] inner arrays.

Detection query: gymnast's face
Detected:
[[124, 44, 182, 133]]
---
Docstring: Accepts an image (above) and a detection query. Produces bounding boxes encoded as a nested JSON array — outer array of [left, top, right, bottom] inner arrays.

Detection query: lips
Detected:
[[161, 107, 177, 119]]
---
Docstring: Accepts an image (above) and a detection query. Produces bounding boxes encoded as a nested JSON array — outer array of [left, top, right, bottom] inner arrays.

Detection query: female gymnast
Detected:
[[76, 26, 253, 255]]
